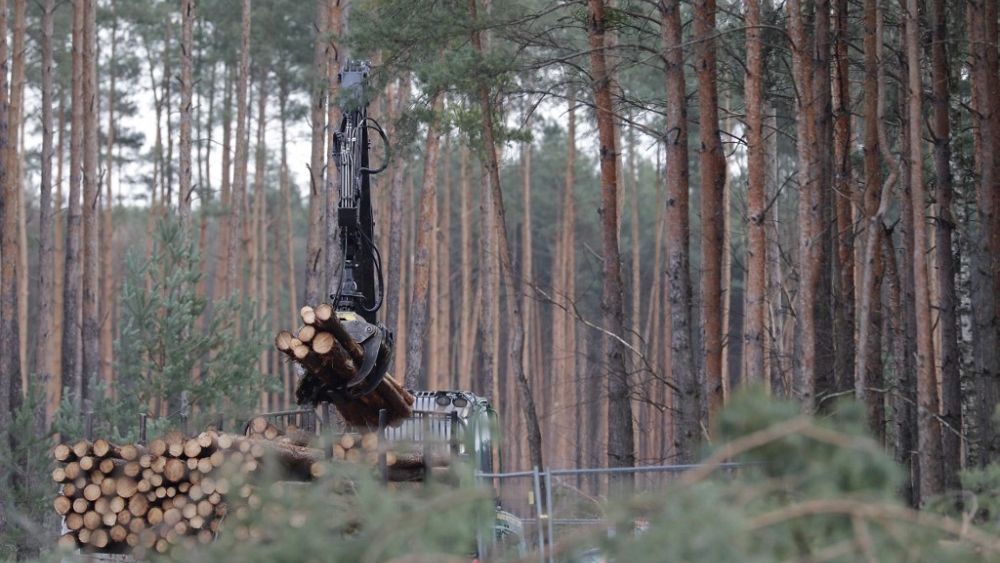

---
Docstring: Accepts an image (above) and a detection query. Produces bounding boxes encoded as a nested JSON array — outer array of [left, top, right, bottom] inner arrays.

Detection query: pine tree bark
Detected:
[[226, 0, 251, 305], [51, 94, 65, 420], [304, 0, 327, 306], [6, 0, 24, 400], [787, 0, 819, 412], [470, 0, 544, 476], [521, 140, 541, 433], [279, 82, 297, 406], [588, 0, 634, 475], [0, 0, 13, 537], [554, 88, 577, 468], [387, 76, 410, 380], [81, 0, 100, 405], [252, 67, 269, 409], [324, 0, 343, 298], [0, 0, 15, 426], [855, 0, 887, 438], [811, 0, 835, 402], [931, 0, 960, 489], [163, 24, 174, 208], [214, 64, 234, 298], [404, 92, 444, 389], [905, 0, 944, 501], [832, 0, 854, 394], [744, 0, 766, 385], [62, 0, 84, 410], [100, 0, 117, 391], [438, 133, 452, 385], [457, 142, 473, 386], [178, 0, 194, 223], [967, 0, 1000, 466], [896, 89, 919, 505], [692, 0, 725, 422], [661, 0, 699, 463], [35, 0, 56, 415]]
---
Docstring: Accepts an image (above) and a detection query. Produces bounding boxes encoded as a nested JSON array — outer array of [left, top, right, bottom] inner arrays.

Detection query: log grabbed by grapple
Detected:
[[277, 303, 413, 428]]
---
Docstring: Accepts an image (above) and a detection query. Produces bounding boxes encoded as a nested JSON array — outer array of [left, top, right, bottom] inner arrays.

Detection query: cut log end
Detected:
[[311, 331, 336, 355], [275, 330, 295, 351], [298, 325, 317, 343], [315, 303, 334, 322], [300, 305, 316, 325]]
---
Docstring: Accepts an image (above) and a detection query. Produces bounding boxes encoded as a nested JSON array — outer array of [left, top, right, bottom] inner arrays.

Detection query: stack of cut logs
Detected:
[[53, 422, 452, 555], [277, 303, 414, 427]]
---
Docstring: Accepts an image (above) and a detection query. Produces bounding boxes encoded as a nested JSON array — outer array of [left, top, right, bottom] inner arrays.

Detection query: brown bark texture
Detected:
[[304, 0, 327, 307], [588, 0, 635, 473], [787, 0, 819, 412], [661, 0, 699, 463], [931, 0, 961, 489], [226, 0, 251, 305], [0, 0, 15, 438], [693, 0, 726, 423], [967, 0, 1000, 466], [81, 0, 99, 405], [743, 0, 766, 385], [178, 0, 194, 223], [905, 0, 944, 501], [62, 0, 84, 408], [403, 92, 444, 389], [470, 0, 545, 476], [35, 0, 56, 425]]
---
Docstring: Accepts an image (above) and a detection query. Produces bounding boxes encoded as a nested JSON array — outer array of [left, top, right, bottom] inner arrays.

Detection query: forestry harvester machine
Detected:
[[268, 61, 525, 554]]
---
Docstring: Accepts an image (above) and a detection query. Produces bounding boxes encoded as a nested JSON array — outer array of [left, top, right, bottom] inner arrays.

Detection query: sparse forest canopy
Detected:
[[1, 0, 1000, 559]]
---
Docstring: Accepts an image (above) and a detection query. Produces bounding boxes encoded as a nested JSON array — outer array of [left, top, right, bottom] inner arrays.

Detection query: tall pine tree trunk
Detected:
[[35, 0, 56, 425], [304, 0, 328, 306], [905, 0, 944, 501], [387, 77, 410, 381], [214, 64, 233, 297], [588, 0, 634, 475], [279, 83, 297, 406], [324, 0, 343, 298], [787, 0, 819, 412], [178, 0, 194, 223], [100, 0, 117, 392], [693, 0, 725, 423], [832, 0, 854, 394], [8, 0, 25, 398], [744, 0, 766, 384], [227, 0, 251, 305], [0, 0, 14, 538], [553, 88, 577, 468], [51, 94, 66, 420], [967, 0, 1000, 466], [855, 0, 888, 438], [438, 134, 452, 386], [404, 92, 444, 389], [661, 0, 699, 463], [931, 0, 961, 489], [457, 142, 473, 385], [470, 0, 544, 476], [0, 0, 15, 428], [81, 0, 100, 406], [62, 0, 84, 410]]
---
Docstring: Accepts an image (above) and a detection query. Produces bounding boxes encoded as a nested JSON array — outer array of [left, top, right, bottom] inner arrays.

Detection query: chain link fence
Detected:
[[476, 463, 746, 562]]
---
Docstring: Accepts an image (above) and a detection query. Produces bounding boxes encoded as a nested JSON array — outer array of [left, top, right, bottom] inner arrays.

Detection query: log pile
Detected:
[[53, 434, 229, 556], [53, 426, 453, 555], [277, 303, 414, 427]]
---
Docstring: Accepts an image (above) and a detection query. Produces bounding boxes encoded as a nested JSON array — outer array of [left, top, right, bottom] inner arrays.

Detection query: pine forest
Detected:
[[2, 0, 1000, 560]]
